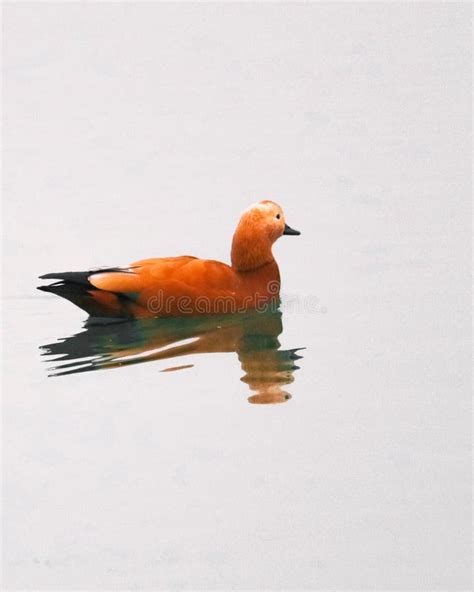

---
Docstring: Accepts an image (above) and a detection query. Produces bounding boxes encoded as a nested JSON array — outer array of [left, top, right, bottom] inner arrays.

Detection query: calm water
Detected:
[[3, 3, 471, 590]]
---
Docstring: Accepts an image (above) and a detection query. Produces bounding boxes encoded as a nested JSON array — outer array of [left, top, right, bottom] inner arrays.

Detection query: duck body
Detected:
[[38, 200, 299, 319]]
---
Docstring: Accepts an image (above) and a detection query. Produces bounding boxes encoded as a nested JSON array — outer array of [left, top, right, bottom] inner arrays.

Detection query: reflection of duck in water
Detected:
[[41, 309, 304, 404]]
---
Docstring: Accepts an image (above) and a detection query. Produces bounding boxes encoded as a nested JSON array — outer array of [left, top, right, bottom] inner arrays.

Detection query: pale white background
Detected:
[[2, 2, 472, 590]]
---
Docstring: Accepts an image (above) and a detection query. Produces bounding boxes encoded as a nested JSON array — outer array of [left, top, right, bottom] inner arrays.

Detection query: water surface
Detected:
[[3, 3, 471, 590]]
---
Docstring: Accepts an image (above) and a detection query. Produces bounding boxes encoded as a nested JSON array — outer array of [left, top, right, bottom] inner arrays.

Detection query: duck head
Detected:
[[231, 200, 300, 271]]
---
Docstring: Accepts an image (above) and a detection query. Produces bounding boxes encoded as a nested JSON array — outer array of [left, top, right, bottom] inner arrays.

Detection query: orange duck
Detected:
[[38, 200, 300, 319]]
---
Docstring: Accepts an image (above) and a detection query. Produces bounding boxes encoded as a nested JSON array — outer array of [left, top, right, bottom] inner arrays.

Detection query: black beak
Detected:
[[283, 223, 301, 236]]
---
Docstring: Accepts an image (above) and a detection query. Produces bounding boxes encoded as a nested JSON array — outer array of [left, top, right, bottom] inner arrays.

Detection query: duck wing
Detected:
[[89, 256, 240, 306]]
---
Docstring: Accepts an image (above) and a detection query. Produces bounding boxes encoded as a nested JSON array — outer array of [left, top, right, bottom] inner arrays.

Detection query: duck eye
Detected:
[[276, 214, 281, 220]]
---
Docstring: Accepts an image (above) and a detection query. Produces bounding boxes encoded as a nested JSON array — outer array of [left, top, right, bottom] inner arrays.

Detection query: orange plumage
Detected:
[[38, 200, 300, 319]]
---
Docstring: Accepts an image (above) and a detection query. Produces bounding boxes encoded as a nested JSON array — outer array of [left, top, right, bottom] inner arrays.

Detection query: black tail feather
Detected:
[[38, 267, 129, 287], [37, 281, 115, 317], [39, 271, 93, 286]]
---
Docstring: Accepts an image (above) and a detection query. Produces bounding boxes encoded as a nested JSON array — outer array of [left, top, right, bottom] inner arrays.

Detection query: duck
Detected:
[[38, 200, 300, 319]]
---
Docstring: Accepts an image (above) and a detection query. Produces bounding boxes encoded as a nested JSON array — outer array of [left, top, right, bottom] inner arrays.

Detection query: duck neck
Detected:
[[231, 225, 275, 272]]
